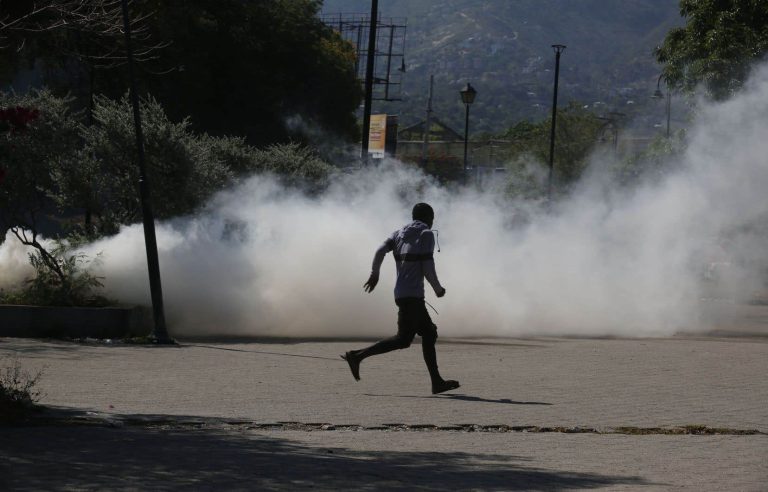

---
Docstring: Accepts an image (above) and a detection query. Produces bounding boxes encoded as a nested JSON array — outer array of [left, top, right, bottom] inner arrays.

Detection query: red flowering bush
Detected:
[[0, 107, 40, 132], [0, 106, 41, 187]]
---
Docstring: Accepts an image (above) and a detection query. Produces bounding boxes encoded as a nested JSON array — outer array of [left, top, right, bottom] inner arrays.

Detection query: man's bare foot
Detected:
[[341, 351, 360, 381], [432, 379, 460, 394]]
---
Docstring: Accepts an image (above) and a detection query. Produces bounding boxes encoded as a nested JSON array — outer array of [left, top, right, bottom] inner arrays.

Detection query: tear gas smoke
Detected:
[[3, 67, 768, 339]]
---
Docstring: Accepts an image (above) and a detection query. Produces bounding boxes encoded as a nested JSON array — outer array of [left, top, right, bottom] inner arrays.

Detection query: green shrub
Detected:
[[0, 239, 107, 307], [499, 103, 605, 192], [79, 95, 234, 234], [614, 130, 687, 185], [250, 141, 336, 189], [0, 357, 43, 422], [1, 89, 334, 307], [79, 97, 335, 232], [2, 90, 335, 240], [24, 241, 105, 306], [0, 89, 82, 245]]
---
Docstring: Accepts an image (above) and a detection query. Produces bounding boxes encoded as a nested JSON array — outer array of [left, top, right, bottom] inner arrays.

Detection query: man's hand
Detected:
[[363, 272, 379, 293], [436, 287, 446, 298]]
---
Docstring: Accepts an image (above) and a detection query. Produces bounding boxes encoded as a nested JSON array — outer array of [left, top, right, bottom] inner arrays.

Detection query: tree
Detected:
[[1, 89, 337, 303], [77, 94, 235, 234], [3, 1, 362, 146], [0, 90, 82, 289], [1, 89, 338, 239], [1, 1, 166, 120], [656, 0, 768, 100], [2, 88, 338, 241], [138, 0, 361, 146], [614, 130, 687, 186], [499, 102, 605, 196]]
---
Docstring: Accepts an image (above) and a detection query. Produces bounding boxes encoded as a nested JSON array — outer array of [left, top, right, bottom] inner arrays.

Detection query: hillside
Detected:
[[321, 0, 684, 134]]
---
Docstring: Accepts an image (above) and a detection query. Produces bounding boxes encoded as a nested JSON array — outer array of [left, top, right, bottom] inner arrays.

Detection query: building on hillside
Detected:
[[396, 117, 465, 181], [396, 117, 508, 184], [397, 117, 463, 143]]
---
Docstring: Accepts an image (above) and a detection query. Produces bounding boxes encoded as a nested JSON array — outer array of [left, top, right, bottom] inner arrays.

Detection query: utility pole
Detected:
[[460, 83, 477, 184], [665, 89, 671, 138], [422, 74, 434, 164], [384, 25, 395, 100], [121, 0, 172, 344], [360, 0, 379, 164], [547, 44, 566, 201]]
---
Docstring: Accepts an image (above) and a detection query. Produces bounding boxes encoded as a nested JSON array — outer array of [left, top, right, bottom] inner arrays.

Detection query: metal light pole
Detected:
[[547, 44, 566, 201], [121, 0, 172, 344], [360, 0, 379, 164], [459, 82, 477, 183], [421, 74, 434, 165], [653, 74, 671, 138]]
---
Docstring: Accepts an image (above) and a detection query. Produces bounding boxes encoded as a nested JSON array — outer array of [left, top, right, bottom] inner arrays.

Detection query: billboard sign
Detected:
[[368, 114, 387, 159]]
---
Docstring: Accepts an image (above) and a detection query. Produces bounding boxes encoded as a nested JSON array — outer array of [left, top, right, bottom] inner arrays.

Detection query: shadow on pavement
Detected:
[[435, 394, 553, 405], [438, 339, 549, 348], [1, 424, 647, 490], [366, 393, 552, 406]]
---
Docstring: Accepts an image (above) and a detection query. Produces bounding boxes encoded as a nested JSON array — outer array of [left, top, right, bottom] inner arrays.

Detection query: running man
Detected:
[[342, 203, 460, 394]]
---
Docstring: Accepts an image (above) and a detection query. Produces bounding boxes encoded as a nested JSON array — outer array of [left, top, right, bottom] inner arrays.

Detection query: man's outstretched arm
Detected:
[[364, 237, 394, 293], [423, 259, 446, 297]]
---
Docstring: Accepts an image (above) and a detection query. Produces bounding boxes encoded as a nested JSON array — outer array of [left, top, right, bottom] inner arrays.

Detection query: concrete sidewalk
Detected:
[[2, 335, 766, 431], [1, 304, 767, 490]]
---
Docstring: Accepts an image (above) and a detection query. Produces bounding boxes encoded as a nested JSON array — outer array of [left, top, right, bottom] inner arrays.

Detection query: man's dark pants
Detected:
[[355, 297, 441, 383]]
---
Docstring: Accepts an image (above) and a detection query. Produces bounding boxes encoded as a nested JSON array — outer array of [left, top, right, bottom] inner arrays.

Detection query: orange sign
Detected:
[[368, 114, 387, 159]]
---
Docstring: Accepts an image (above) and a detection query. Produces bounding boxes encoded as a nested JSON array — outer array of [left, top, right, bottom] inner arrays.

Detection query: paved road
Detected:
[[1, 303, 767, 490]]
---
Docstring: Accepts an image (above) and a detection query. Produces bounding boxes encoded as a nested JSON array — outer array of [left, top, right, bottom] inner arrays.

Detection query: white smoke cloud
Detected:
[[0, 236, 35, 292], [3, 66, 768, 338]]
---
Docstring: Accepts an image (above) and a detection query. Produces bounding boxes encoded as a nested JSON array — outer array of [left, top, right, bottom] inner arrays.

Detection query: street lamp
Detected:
[[548, 44, 566, 201], [653, 74, 671, 138], [460, 82, 477, 182]]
